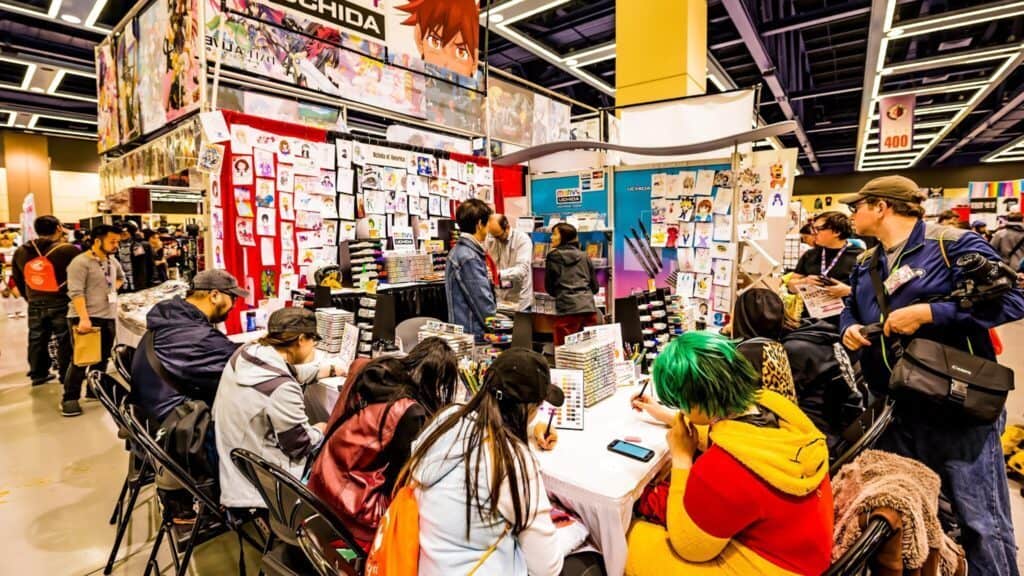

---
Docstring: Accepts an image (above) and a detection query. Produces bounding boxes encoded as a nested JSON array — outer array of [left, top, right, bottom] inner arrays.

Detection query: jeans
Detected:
[[64, 317, 115, 402], [27, 302, 71, 384], [878, 407, 1019, 576]]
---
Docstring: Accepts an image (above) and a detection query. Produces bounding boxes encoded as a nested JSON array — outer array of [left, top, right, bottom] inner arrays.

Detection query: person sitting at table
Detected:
[[730, 288, 797, 403], [307, 337, 458, 551], [627, 332, 832, 576], [214, 307, 344, 509], [545, 223, 600, 345], [399, 348, 568, 575]]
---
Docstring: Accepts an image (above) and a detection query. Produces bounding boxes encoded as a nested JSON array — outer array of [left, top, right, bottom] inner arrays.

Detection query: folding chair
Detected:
[[230, 448, 365, 576], [121, 408, 262, 576], [88, 371, 154, 576], [829, 398, 895, 477], [823, 516, 896, 576], [111, 344, 135, 389]]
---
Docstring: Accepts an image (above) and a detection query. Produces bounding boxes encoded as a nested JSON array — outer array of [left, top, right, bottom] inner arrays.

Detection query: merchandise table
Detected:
[[534, 386, 670, 576], [305, 375, 345, 424]]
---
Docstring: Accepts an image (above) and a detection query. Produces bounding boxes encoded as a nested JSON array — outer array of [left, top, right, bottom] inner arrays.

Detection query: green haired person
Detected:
[[626, 332, 833, 576]]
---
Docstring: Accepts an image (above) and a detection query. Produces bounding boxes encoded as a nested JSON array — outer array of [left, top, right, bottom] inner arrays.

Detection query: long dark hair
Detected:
[[397, 372, 536, 536], [552, 222, 579, 247]]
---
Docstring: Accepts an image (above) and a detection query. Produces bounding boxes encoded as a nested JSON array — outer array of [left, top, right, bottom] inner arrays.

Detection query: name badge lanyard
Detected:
[[820, 245, 848, 278], [101, 257, 114, 292]]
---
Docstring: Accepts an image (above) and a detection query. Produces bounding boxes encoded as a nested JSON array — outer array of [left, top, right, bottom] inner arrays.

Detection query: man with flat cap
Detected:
[[839, 175, 1024, 576], [131, 269, 249, 424]]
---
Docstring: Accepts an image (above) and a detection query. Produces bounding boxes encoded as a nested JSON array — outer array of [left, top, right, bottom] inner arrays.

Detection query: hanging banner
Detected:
[[271, 0, 386, 41], [879, 95, 915, 153]]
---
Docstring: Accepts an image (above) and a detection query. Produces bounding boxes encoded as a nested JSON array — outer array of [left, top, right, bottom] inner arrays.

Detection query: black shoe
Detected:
[[61, 400, 83, 417], [31, 374, 56, 386]]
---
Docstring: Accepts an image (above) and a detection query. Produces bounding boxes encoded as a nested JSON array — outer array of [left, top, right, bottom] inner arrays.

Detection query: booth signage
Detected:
[[969, 198, 997, 214], [353, 142, 411, 168], [555, 187, 582, 205], [879, 94, 915, 153], [269, 0, 385, 41]]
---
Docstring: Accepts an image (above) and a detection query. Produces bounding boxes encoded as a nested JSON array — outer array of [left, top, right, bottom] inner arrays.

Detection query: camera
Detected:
[[951, 253, 1019, 309]]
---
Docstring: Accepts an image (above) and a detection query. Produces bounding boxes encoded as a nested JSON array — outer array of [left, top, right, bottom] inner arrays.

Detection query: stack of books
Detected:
[[315, 307, 355, 354]]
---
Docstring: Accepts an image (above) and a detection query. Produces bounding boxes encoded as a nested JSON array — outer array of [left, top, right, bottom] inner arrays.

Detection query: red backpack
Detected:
[[24, 241, 64, 293]]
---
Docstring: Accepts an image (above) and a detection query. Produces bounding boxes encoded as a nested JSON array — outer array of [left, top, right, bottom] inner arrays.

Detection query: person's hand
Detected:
[[842, 324, 871, 351], [313, 422, 327, 433], [76, 317, 93, 334], [532, 422, 558, 451], [824, 281, 852, 298], [884, 303, 933, 337], [632, 394, 675, 426], [667, 415, 698, 469], [318, 361, 347, 379]]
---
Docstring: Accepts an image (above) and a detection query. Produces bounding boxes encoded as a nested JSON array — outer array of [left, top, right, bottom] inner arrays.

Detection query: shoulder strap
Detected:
[[467, 524, 511, 576], [230, 344, 297, 396], [43, 242, 65, 258], [868, 249, 891, 320], [1010, 235, 1024, 261], [31, 241, 42, 258], [144, 331, 189, 395]]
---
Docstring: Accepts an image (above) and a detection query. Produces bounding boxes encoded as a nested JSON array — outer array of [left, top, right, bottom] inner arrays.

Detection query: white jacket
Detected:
[[486, 229, 534, 311], [213, 344, 323, 508]]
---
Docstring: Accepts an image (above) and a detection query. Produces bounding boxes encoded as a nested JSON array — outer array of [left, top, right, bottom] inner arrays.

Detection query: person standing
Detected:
[[786, 211, 863, 325], [840, 176, 1024, 576], [144, 230, 169, 285], [445, 199, 497, 340], [486, 214, 534, 311], [991, 211, 1024, 270], [63, 224, 125, 417], [11, 216, 79, 386], [545, 223, 599, 345]]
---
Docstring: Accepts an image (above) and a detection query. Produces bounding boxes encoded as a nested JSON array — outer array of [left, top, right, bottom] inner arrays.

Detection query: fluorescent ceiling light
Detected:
[[84, 0, 109, 29], [880, 44, 1022, 76], [490, 14, 504, 23], [20, 63, 36, 91], [565, 58, 578, 66], [47, 0, 62, 18], [60, 13, 81, 23], [877, 79, 989, 99], [888, 1, 1024, 39], [46, 69, 98, 102], [30, 86, 44, 93]]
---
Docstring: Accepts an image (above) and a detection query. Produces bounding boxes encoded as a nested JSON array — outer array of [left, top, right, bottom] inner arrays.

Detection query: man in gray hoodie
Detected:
[[991, 212, 1024, 270], [213, 307, 345, 509]]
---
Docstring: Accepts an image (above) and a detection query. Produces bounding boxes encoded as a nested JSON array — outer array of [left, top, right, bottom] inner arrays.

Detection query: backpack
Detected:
[[159, 398, 217, 484], [364, 485, 420, 576], [24, 241, 64, 293]]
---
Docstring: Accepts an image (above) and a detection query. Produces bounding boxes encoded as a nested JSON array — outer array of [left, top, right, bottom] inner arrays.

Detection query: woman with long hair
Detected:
[[399, 348, 566, 575], [545, 222, 599, 345], [308, 337, 458, 549]]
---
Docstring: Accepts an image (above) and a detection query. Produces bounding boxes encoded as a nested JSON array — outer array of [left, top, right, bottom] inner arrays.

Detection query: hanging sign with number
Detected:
[[879, 95, 915, 153]]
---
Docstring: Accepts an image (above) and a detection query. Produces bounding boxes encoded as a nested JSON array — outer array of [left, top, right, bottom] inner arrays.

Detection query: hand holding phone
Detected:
[[817, 275, 837, 286]]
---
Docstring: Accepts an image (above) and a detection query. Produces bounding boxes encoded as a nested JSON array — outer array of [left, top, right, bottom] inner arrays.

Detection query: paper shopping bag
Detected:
[[73, 328, 102, 367]]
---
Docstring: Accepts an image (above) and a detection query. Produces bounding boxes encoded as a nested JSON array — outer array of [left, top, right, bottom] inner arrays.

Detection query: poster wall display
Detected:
[[115, 20, 141, 143], [96, 42, 120, 152], [488, 77, 535, 147]]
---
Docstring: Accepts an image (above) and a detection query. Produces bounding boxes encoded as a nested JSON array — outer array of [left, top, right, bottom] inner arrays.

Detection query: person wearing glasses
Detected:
[[786, 212, 863, 325], [840, 176, 1024, 576]]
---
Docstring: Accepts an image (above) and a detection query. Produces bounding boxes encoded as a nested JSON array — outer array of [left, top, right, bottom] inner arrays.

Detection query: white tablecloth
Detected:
[[534, 386, 670, 576]]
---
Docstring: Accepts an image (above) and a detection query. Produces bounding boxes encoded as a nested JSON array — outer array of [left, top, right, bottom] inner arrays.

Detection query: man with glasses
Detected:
[[787, 211, 863, 324], [840, 175, 1024, 576]]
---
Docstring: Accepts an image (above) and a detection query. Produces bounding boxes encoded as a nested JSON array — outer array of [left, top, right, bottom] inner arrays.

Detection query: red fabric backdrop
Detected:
[[449, 152, 525, 214], [219, 111, 328, 334]]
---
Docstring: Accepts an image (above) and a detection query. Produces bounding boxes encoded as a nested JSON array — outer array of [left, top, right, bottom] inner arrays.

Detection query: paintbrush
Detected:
[[625, 234, 657, 278], [630, 228, 661, 275], [637, 219, 663, 271]]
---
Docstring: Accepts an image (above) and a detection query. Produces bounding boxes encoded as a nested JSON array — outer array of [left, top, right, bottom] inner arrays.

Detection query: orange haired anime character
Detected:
[[397, 0, 479, 77]]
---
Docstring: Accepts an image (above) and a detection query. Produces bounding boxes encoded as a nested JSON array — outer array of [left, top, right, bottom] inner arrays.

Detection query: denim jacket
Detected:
[[840, 220, 1024, 392], [445, 236, 496, 339]]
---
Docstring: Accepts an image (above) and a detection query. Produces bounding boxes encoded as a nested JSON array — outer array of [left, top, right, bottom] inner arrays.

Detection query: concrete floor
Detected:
[[0, 315, 1022, 575]]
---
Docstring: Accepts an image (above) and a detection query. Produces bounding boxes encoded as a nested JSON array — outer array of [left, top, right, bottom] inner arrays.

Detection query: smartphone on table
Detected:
[[607, 439, 655, 462]]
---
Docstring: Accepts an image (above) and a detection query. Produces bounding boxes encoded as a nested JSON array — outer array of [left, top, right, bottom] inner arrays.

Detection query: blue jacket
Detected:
[[840, 220, 1024, 392], [131, 297, 240, 422], [445, 236, 496, 339]]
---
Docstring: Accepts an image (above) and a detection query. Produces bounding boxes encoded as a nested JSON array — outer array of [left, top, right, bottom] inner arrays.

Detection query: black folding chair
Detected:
[[122, 408, 262, 576], [88, 371, 154, 576], [829, 398, 895, 477], [230, 449, 365, 576], [112, 344, 135, 388], [823, 515, 896, 576]]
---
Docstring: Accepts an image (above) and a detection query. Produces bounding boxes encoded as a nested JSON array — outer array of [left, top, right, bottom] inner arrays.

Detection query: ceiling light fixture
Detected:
[[880, 43, 1023, 76], [47, 0, 62, 18], [490, 13, 504, 23], [565, 58, 578, 66], [60, 13, 81, 23], [888, 0, 1024, 39]]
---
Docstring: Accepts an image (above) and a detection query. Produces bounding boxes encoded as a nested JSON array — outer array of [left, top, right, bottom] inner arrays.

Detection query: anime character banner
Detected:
[[488, 77, 534, 147], [115, 20, 142, 143], [385, 0, 480, 79], [96, 41, 120, 153], [133, 0, 202, 139]]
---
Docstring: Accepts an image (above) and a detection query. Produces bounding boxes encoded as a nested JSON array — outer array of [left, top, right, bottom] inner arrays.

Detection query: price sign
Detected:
[[879, 95, 915, 153]]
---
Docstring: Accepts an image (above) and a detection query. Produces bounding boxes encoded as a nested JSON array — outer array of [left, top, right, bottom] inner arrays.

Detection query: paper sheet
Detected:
[[795, 284, 845, 318]]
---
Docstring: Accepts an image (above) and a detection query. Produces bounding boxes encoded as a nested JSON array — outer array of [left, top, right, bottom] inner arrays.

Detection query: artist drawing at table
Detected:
[[308, 337, 458, 551], [546, 222, 600, 346], [397, 348, 576, 575], [445, 199, 496, 341], [214, 308, 346, 509], [398, 0, 480, 78], [486, 213, 534, 312], [628, 332, 832, 576]]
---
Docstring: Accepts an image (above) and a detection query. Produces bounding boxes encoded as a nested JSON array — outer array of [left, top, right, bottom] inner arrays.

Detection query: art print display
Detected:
[[96, 41, 120, 152], [254, 179, 275, 208], [136, 0, 202, 135], [694, 274, 713, 299], [694, 222, 713, 249], [279, 193, 295, 221], [693, 197, 714, 223], [385, 0, 480, 78], [713, 286, 732, 313], [254, 149, 275, 179], [233, 156, 253, 184], [338, 194, 355, 220], [676, 222, 695, 248], [234, 187, 254, 217], [231, 125, 253, 154], [337, 168, 355, 194], [236, 218, 255, 246], [336, 140, 353, 168], [713, 215, 732, 242], [532, 94, 571, 146], [488, 77, 534, 146], [321, 195, 338, 219], [281, 222, 295, 249], [278, 165, 294, 192], [210, 180, 222, 207], [256, 207, 276, 236], [197, 143, 225, 175], [712, 259, 732, 286], [296, 210, 323, 231], [260, 237, 276, 265], [115, 20, 141, 142]]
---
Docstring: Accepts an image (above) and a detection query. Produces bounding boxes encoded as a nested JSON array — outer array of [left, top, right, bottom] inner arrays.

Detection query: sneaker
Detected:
[[31, 374, 56, 386], [61, 400, 83, 417]]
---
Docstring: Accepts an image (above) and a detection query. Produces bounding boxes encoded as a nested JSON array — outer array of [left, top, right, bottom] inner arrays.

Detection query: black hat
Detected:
[[486, 348, 564, 407], [192, 270, 250, 298], [268, 307, 318, 336]]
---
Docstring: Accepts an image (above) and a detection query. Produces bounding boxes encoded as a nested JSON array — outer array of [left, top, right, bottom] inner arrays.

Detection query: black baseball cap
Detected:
[[840, 175, 926, 206], [268, 307, 318, 337], [192, 270, 250, 298], [486, 348, 564, 407]]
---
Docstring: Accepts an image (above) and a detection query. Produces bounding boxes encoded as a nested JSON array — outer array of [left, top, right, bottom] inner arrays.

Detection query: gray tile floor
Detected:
[[0, 315, 1022, 575]]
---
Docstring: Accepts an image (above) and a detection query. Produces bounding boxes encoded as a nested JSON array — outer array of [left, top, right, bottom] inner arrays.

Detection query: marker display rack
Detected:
[[635, 288, 671, 373], [554, 336, 617, 407]]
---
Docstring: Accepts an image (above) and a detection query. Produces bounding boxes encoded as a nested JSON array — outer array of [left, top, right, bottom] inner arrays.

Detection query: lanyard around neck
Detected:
[[820, 245, 848, 278]]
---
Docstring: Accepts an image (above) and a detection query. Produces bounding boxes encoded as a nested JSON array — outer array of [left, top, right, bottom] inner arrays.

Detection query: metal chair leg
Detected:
[[109, 476, 129, 525], [143, 521, 168, 576], [175, 504, 207, 576], [103, 474, 144, 575]]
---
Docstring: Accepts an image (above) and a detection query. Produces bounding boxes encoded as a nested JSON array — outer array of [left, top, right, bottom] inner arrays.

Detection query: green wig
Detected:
[[653, 331, 759, 418]]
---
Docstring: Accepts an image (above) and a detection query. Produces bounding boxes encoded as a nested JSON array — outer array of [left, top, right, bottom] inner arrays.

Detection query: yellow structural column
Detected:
[[616, 0, 708, 106]]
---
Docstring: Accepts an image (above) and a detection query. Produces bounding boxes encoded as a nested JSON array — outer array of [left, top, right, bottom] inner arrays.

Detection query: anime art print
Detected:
[[96, 41, 120, 152]]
